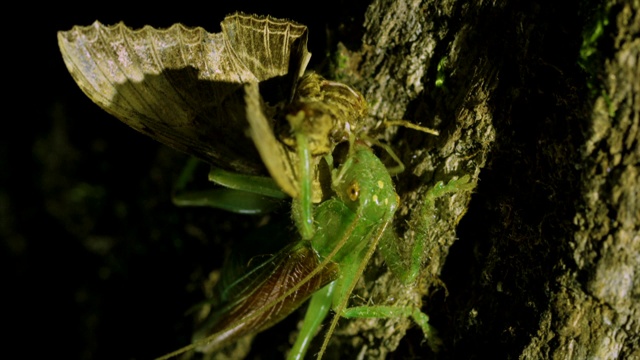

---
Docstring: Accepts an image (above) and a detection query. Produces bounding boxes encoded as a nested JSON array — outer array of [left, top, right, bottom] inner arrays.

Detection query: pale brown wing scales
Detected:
[[222, 13, 311, 95], [58, 14, 310, 180]]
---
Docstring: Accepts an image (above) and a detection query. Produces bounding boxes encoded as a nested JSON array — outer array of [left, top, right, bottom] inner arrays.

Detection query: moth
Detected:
[[58, 12, 364, 239]]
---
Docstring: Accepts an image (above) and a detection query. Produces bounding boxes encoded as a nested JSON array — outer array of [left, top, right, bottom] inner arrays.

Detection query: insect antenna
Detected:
[[359, 119, 440, 175], [380, 119, 439, 136]]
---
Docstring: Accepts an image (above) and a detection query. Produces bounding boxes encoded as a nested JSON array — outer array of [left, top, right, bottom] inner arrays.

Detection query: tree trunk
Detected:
[[327, 0, 639, 359]]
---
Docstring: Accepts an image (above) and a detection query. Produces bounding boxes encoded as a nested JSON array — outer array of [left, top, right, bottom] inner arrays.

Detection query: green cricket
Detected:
[[57, 12, 475, 359], [161, 137, 472, 360]]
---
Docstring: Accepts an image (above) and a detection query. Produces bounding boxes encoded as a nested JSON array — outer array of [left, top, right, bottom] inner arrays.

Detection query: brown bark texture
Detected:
[[331, 0, 639, 359]]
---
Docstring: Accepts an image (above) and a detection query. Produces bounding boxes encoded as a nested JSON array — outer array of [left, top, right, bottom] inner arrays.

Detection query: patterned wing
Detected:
[[58, 13, 310, 180]]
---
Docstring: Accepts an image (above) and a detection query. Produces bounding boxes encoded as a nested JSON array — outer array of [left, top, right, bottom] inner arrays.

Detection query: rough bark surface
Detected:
[[520, 2, 640, 359], [322, 0, 639, 359], [320, 0, 494, 358]]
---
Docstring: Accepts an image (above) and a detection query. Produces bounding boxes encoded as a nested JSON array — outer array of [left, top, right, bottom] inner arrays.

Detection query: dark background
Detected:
[[3, 2, 368, 359]]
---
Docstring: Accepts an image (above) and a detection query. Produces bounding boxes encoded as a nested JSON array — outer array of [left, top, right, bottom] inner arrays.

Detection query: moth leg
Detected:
[[382, 119, 439, 136], [172, 157, 285, 214], [287, 282, 336, 360], [368, 119, 439, 175]]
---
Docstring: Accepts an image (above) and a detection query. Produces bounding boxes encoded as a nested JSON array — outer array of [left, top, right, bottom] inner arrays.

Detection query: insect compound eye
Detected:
[[347, 181, 360, 201]]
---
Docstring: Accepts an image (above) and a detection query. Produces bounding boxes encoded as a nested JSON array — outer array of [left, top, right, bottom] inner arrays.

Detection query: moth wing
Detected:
[[222, 13, 311, 103], [58, 14, 310, 178]]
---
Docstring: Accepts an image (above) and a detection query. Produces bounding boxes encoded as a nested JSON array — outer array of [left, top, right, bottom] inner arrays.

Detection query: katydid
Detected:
[[157, 138, 473, 359]]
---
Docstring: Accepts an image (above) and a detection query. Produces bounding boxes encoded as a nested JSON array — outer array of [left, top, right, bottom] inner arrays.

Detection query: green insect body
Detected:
[[158, 141, 394, 358], [285, 144, 472, 359], [296, 141, 402, 359], [159, 140, 472, 359]]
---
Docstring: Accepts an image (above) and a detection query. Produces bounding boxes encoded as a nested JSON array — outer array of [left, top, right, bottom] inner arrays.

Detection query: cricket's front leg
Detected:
[[380, 175, 475, 284]]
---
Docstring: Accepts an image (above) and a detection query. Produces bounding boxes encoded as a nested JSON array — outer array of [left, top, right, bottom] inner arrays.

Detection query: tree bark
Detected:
[[325, 0, 639, 359]]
